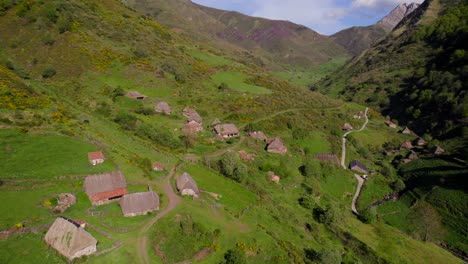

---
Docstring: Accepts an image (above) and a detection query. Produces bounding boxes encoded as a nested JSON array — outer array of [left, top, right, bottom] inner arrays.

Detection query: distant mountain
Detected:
[[319, 0, 468, 143], [123, 0, 349, 68], [331, 2, 420, 56], [377, 2, 420, 30]]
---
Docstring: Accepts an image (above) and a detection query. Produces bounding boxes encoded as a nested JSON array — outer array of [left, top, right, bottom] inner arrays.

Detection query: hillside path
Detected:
[[341, 107, 369, 169], [352, 174, 365, 214], [136, 163, 181, 264], [339, 107, 369, 215]]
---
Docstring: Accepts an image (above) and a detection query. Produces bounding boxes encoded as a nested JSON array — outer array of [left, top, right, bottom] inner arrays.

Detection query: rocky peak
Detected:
[[377, 2, 420, 30]]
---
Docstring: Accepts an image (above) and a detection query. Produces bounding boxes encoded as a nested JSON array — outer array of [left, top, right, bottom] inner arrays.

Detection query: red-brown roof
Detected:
[[88, 188, 128, 202], [88, 151, 104, 161]]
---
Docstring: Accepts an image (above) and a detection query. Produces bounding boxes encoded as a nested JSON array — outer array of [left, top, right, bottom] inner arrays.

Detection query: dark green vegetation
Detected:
[[0, 0, 465, 263], [317, 0, 468, 259]]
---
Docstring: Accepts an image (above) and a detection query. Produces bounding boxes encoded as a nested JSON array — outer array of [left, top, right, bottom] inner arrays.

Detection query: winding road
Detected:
[[340, 107, 369, 214], [136, 164, 181, 264]]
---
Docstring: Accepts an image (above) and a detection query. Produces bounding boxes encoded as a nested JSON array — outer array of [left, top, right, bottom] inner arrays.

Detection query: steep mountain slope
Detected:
[[123, 0, 349, 68], [377, 2, 421, 30], [319, 0, 467, 143], [331, 24, 387, 56], [332, 2, 420, 56], [0, 0, 465, 263]]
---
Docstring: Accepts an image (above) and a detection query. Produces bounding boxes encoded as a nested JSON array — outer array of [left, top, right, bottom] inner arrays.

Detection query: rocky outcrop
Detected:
[[377, 3, 420, 30]]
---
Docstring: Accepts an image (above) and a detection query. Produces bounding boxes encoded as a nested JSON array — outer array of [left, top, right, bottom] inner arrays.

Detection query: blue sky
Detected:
[[192, 0, 423, 35]]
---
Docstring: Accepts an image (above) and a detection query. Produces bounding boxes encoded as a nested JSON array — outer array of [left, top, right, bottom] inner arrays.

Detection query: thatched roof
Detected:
[[342, 123, 353, 130], [152, 162, 165, 171], [214, 124, 239, 136], [385, 120, 396, 127], [401, 126, 412, 134], [183, 107, 202, 124], [249, 131, 267, 141], [183, 120, 203, 132], [155, 102, 172, 114], [267, 138, 287, 154], [44, 217, 97, 260], [415, 137, 427, 146], [433, 145, 445, 155], [126, 91, 148, 99], [83, 171, 128, 202], [407, 150, 419, 160], [400, 140, 413, 150], [120, 191, 159, 216], [211, 118, 221, 126], [176, 172, 199, 194]]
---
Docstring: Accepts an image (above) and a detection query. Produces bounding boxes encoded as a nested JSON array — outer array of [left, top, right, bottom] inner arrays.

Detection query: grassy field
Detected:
[[186, 49, 234, 67], [211, 71, 272, 94], [0, 129, 116, 179]]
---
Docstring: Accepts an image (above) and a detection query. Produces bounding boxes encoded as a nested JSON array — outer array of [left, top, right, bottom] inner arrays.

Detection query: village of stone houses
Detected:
[[1, 1, 466, 263], [1, 89, 450, 263]]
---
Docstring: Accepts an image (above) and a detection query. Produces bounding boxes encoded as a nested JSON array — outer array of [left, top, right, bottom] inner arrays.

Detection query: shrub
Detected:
[[42, 66, 56, 78], [360, 207, 377, 224], [224, 248, 246, 264], [57, 15, 72, 33], [42, 34, 55, 45]]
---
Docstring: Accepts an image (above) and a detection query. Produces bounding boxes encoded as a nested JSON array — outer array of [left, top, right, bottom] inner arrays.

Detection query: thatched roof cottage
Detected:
[[400, 140, 413, 150], [126, 91, 148, 100], [400, 126, 413, 134], [176, 172, 199, 198], [155, 101, 172, 115], [407, 150, 419, 160], [266, 138, 287, 154], [83, 171, 128, 205], [120, 191, 159, 217], [414, 137, 427, 146], [349, 160, 368, 174], [44, 217, 97, 260], [249, 131, 268, 141], [214, 124, 239, 138], [342, 123, 353, 131], [183, 107, 203, 124], [88, 151, 104, 166], [385, 120, 397, 128], [433, 145, 445, 155], [183, 120, 203, 133]]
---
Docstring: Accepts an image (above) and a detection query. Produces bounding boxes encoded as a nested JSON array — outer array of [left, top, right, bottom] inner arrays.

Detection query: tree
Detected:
[[219, 151, 246, 182], [361, 207, 377, 224], [319, 248, 342, 264], [224, 248, 246, 264], [319, 202, 343, 226], [392, 179, 406, 192], [409, 203, 444, 242], [181, 126, 196, 149]]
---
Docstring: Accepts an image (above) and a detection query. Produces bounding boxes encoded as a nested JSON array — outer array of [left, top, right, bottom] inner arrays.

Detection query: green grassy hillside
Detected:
[[0, 0, 465, 263]]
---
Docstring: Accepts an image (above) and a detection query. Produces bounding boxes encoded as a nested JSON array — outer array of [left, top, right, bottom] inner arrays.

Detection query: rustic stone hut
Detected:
[[349, 160, 368, 174], [176, 172, 199, 198], [120, 191, 159, 217], [400, 140, 414, 150], [214, 124, 239, 138], [400, 126, 413, 134], [238, 150, 255, 162], [433, 145, 445, 155], [414, 137, 427, 146], [342, 123, 353, 131], [266, 138, 287, 154], [407, 150, 419, 160], [268, 171, 280, 183], [353, 111, 364, 119], [88, 151, 104, 166], [44, 217, 97, 260], [54, 193, 76, 213], [315, 154, 340, 166], [126, 91, 148, 100], [183, 107, 203, 124], [155, 101, 172, 115], [83, 171, 128, 205], [385, 120, 397, 128], [183, 120, 203, 133], [152, 162, 165, 171], [249, 131, 268, 141]]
